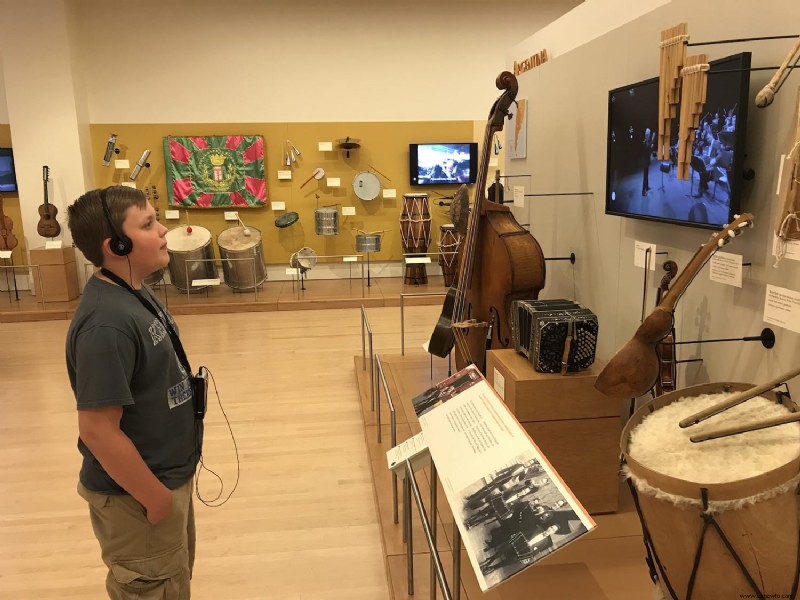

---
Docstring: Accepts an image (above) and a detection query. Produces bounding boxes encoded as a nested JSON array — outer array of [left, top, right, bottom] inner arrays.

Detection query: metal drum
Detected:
[[438, 224, 461, 287], [400, 193, 432, 284], [353, 171, 381, 201], [217, 225, 267, 291], [355, 234, 381, 253], [314, 207, 339, 235], [165, 225, 216, 292]]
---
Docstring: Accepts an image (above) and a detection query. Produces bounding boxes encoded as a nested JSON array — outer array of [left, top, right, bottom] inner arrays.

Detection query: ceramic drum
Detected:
[[621, 382, 800, 600], [217, 225, 267, 291], [314, 207, 339, 235], [400, 193, 432, 284], [165, 225, 217, 293], [438, 224, 460, 287], [355, 234, 381, 253]]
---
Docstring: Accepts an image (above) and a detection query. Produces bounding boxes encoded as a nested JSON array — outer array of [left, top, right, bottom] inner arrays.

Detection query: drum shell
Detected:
[[217, 226, 267, 291], [621, 382, 800, 599], [438, 225, 460, 287], [166, 227, 217, 293], [401, 194, 431, 284], [314, 208, 339, 235], [355, 234, 381, 252]]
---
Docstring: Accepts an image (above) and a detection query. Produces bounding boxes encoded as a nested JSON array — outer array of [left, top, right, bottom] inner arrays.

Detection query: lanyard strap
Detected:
[[100, 268, 193, 375]]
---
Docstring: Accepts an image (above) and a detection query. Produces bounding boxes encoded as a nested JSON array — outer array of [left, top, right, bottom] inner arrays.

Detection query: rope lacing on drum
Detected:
[[685, 488, 766, 600]]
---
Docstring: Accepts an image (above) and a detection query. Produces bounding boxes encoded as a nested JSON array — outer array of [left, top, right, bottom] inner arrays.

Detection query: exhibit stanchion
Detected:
[[430, 462, 438, 599], [375, 354, 399, 523], [360, 305, 374, 411]]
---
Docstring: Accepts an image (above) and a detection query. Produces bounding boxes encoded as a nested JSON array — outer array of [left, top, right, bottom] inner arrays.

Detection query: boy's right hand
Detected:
[[145, 486, 174, 525]]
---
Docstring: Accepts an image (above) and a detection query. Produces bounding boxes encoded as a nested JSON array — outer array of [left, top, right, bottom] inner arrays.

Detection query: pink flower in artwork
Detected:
[[230, 192, 247, 206], [170, 140, 191, 163], [244, 176, 266, 201], [196, 194, 213, 207]]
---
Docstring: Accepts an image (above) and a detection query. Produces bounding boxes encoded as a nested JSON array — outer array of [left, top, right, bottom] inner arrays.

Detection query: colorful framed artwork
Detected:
[[163, 135, 267, 207]]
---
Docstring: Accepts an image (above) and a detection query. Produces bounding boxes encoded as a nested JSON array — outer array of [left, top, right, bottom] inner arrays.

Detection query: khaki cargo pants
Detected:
[[78, 479, 195, 600]]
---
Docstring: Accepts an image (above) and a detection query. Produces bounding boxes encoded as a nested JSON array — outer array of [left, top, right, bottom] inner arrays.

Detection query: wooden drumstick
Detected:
[[690, 412, 800, 443], [756, 36, 800, 108], [679, 365, 800, 428]]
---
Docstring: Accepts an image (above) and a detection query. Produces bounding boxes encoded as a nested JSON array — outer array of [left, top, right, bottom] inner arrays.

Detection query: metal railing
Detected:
[[375, 354, 398, 523], [360, 305, 374, 412]]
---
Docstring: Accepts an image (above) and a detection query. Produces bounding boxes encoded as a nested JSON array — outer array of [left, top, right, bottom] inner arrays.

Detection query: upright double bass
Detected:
[[428, 72, 546, 372]]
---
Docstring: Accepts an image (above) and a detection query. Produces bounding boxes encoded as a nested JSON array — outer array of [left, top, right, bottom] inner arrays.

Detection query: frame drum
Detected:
[[622, 382, 800, 599], [314, 207, 339, 235], [353, 171, 380, 201], [217, 225, 267, 291], [165, 225, 216, 292], [275, 212, 300, 228], [355, 234, 381, 253]]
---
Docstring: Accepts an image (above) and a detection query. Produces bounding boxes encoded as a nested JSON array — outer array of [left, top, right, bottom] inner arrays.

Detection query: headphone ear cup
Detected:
[[111, 235, 133, 256]]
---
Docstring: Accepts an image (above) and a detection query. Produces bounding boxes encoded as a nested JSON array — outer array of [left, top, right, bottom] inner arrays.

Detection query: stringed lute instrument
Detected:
[[595, 213, 754, 399], [653, 260, 678, 397], [37, 165, 61, 238]]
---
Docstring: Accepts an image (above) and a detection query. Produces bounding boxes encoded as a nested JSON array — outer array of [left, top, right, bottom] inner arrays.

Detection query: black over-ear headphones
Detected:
[[99, 187, 133, 256]]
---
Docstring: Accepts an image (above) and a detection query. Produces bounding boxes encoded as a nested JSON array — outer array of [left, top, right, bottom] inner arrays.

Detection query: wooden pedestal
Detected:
[[485, 349, 621, 514], [29, 246, 79, 302]]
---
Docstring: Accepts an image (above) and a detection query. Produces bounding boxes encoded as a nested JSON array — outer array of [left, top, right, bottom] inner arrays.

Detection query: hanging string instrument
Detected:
[[653, 260, 679, 397], [428, 72, 546, 372], [0, 193, 18, 251], [36, 165, 61, 238], [595, 213, 754, 399]]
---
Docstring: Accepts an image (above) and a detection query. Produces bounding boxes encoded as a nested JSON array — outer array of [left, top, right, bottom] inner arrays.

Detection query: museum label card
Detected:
[[772, 235, 800, 262], [224, 211, 238, 221], [326, 177, 340, 187], [405, 256, 431, 264], [0, 250, 12, 259], [383, 188, 396, 199], [341, 206, 356, 216], [343, 256, 358, 262], [763, 284, 800, 334], [513, 185, 525, 208], [492, 368, 505, 400], [318, 141, 333, 151], [386, 431, 430, 476], [285, 267, 297, 275], [277, 170, 292, 180], [709, 251, 742, 288], [191, 278, 220, 287], [165, 210, 180, 220], [271, 201, 286, 210], [634, 240, 656, 270], [45, 240, 63, 250], [114, 159, 130, 169], [121, 182, 136, 189]]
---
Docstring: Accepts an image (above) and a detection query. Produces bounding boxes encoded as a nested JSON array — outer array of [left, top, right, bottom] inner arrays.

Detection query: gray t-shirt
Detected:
[[66, 276, 200, 493]]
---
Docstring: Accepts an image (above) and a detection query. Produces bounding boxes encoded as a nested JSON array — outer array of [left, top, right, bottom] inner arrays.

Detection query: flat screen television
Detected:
[[410, 142, 478, 186], [0, 148, 18, 193], [605, 52, 751, 229]]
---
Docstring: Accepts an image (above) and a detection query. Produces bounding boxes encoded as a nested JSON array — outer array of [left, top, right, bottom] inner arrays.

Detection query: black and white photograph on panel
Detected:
[[411, 364, 482, 417], [458, 450, 589, 589]]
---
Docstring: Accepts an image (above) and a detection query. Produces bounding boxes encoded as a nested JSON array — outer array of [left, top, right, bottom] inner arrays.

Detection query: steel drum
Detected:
[[353, 171, 381, 201], [314, 207, 339, 235], [275, 211, 300, 228], [355, 233, 381, 252], [165, 225, 216, 292], [217, 225, 267, 291]]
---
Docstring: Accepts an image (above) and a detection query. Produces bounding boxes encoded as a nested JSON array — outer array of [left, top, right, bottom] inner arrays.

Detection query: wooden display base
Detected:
[[354, 351, 655, 599]]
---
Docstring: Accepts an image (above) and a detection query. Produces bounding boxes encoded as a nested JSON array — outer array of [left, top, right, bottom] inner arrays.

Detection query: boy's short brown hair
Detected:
[[68, 186, 147, 267]]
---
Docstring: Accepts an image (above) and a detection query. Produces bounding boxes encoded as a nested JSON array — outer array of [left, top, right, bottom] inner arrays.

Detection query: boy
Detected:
[[66, 186, 200, 599]]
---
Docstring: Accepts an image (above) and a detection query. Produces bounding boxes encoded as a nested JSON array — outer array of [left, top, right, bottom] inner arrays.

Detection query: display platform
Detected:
[[354, 351, 655, 599], [0, 275, 447, 323]]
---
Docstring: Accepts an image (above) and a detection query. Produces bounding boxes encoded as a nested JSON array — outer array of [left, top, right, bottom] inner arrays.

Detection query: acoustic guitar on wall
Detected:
[[37, 165, 61, 238]]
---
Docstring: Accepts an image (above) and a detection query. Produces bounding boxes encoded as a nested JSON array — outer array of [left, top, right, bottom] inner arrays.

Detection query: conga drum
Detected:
[[438, 224, 460, 287], [165, 225, 217, 292], [400, 193, 432, 284], [621, 382, 800, 600], [216, 225, 267, 291], [314, 208, 339, 235]]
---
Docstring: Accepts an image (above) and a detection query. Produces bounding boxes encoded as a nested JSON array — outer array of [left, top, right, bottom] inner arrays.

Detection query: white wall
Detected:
[[505, 0, 800, 398], [66, 0, 581, 124]]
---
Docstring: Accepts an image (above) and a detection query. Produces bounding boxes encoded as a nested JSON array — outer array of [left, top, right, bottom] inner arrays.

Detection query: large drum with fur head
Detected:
[[621, 382, 800, 600]]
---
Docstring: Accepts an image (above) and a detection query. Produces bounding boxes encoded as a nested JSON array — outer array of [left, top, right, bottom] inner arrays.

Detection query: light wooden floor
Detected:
[[0, 304, 442, 599]]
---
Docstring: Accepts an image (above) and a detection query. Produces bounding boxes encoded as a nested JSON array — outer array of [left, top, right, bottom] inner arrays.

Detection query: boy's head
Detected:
[[68, 186, 147, 267]]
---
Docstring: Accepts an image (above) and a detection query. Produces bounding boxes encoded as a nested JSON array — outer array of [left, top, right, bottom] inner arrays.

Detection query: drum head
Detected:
[[166, 225, 212, 251], [289, 246, 318, 271], [275, 211, 300, 228], [353, 171, 381, 201], [217, 226, 261, 250]]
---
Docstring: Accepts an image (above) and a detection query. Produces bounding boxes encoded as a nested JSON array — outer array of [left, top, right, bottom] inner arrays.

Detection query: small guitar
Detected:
[[0, 194, 19, 251], [653, 260, 679, 397], [37, 166, 61, 238], [596, 213, 755, 399]]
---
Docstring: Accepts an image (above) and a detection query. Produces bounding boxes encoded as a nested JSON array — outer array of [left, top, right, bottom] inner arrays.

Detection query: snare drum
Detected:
[[355, 234, 381, 253], [622, 383, 800, 599], [165, 225, 217, 292], [353, 171, 380, 201], [217, 226, 267, 291], [314, 207, 339, 235], [401, 193, 432, 284], [438, 224, 461, 287]]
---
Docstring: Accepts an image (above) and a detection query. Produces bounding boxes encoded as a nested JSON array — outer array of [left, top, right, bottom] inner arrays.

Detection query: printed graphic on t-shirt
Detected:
[[168, 376, 192, 409], [148, 318, 168, 346]]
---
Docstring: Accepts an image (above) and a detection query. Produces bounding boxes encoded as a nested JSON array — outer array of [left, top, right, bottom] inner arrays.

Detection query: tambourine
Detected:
[[353, 171, 381, 201], [275, 211, 300, 228]]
